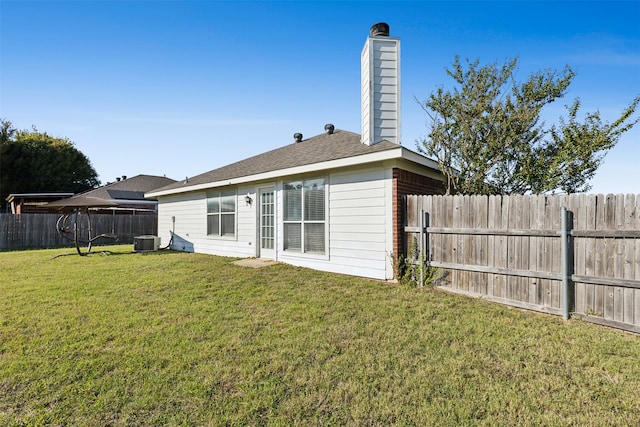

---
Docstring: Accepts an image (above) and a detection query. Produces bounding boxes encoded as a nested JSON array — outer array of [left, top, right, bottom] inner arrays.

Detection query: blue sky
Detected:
[[1, 0, 638, 194]]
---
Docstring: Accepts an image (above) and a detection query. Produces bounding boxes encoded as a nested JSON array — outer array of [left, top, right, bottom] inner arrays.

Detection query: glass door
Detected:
[[259, 188, 275, 259]]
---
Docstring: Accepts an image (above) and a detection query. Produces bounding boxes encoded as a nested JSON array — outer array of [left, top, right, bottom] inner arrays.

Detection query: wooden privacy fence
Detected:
[[404, 194, 640, 334], [0, 213, 157, 251]]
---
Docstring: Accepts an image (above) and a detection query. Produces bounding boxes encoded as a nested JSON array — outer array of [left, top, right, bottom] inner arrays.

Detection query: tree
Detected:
[[418, 56, 639, 195], [0, 119, 100, 209]]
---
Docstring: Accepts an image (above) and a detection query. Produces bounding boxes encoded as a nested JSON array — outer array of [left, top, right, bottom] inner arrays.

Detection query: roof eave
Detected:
[[146, 146, 439, 198], [110, 199, 159, 205], [400, 146, 440, 170]]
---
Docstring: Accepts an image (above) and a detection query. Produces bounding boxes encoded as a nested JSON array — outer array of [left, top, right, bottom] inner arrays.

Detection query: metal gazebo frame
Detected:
[[48, 196, 119, 256]]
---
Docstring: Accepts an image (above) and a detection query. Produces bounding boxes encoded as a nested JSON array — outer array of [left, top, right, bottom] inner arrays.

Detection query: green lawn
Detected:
[[0, 245, 638, 426]]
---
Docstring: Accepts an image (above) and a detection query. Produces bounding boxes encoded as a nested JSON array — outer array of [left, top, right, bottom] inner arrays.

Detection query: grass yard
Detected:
[[0, 245, 639, 426]]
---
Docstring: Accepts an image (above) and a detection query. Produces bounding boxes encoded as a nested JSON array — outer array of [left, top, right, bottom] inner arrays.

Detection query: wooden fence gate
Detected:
[[404, 194, 640, 334]]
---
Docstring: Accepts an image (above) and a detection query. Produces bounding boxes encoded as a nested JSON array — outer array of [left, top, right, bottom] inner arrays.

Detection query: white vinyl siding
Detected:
[[328, 168, 389, 277], [156, 194, 204, 252], [361, 37, 400, 146], [361, 39, 371, 145], [156, 189, 256, 259], [237, 185, 258, 245]]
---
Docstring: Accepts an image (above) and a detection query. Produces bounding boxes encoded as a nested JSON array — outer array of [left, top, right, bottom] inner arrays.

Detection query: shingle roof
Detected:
[[154, 129, 401, 193], [47, 196, 119, 208], [78, 174, 177, 201], [47, 175, 177, 208]]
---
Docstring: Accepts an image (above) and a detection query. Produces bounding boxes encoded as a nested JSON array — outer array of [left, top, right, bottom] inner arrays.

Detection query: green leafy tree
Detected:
[[418, 56, 639, 195], [0, 119, 100, 209]]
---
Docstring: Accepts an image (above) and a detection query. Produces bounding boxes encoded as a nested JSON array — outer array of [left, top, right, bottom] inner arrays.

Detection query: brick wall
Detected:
[[392, 168, 444, 264]]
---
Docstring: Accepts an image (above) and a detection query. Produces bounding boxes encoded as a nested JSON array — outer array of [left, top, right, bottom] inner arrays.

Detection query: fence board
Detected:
[[520, 195, 531, 303], [594, 195, 606, 317], [584, 195, 597, 315], [476, 195, 489, 294], [602, 195, 615, 320], [464, 195, 473, 293], [492, 195, 508, 299], [457, 197, 464, 290], [625, 195, 638, 324], [486, 196, 496, 297], [533, 195, 545, 306], [572, 195, 585, 315], [464, 195, 474, 292], [543, 196, 554, 309], [444, 195, 455, 286], [505, 196, 515, 301], [554, 196, 567, 310], [612, 195, 625, 322]]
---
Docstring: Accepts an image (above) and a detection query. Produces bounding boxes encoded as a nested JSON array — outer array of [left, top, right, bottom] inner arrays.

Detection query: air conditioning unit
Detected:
[[134, 235, 161, 252]]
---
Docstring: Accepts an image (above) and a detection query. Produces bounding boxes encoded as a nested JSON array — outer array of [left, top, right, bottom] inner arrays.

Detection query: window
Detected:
[[207, 190, 236, 238], [283, 178, 326, 254]]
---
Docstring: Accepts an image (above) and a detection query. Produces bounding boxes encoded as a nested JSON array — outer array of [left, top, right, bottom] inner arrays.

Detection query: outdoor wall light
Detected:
[[245, 194, 253, 206]]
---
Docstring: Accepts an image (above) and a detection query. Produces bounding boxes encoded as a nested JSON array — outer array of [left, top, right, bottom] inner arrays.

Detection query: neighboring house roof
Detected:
[[81, 174, 177, 201], [47, 174, 177, 209], [148, 129, 439, 197], [47, 196, 119, 209]]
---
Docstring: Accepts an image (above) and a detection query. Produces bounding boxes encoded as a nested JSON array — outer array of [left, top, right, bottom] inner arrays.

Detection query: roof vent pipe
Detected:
[[370, 22, 389, 37], [324, 124, 335, 135], [122, 175, 127, 180], [294, 133, 303, 143], [116, 177, 121, 182]]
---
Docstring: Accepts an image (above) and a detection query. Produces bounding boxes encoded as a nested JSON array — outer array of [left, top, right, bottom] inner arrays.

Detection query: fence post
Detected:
[[419, 208, 424, 288], [401, 195, 407, 265], [561, 207, 574, 320]]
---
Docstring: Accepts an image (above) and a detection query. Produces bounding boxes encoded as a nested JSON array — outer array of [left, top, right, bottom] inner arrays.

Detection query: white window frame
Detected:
[[206, 189, 237, 239], [282, 177, 328, 257]]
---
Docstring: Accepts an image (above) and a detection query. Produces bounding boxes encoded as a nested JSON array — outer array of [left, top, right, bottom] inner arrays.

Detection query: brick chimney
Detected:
[[361, 22, 401, 146]]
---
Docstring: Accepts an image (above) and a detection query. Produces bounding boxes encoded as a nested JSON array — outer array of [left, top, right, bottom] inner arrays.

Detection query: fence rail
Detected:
[[404, 194, 640, 334], [0, 213, 157, 251]]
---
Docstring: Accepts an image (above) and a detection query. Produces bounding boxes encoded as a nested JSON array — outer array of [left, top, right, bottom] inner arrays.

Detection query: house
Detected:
[[147, 23, 445, 280], [49, 174, 177, 214]]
